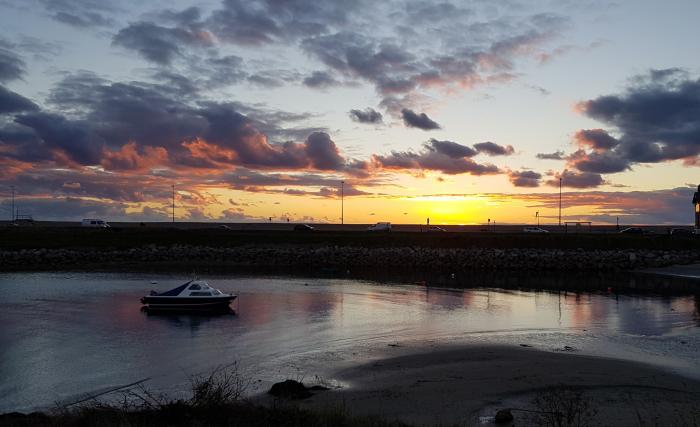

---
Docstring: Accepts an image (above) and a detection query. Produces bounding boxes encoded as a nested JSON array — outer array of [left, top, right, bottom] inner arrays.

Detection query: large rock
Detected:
[[267, 379, 312, 399], [494, 408, 514, 424]]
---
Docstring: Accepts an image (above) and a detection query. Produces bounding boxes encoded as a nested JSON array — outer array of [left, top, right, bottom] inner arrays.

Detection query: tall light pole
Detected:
[[10, 185, 15, 222], [340, 180, 344, 225], [558, 177, 562, 227], [172, 184, 175, 223], [536, 211, 539, 227]]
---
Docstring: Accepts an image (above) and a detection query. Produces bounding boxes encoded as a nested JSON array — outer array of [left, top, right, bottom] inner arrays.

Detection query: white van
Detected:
[[81, 219, 110, 228], [367, 222, 391, 232]]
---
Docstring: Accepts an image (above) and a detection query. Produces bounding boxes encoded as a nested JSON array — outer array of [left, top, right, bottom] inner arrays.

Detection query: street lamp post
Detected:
[[172, 184, 175, 223], [341, 180, 344, 225], [558, 177, 562, 227], [10, 185, 15, 222], [536, 211, 539, 227]]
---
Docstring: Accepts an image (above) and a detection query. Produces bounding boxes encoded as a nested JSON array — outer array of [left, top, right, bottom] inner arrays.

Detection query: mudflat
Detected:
[[299, 344, 700, 426]]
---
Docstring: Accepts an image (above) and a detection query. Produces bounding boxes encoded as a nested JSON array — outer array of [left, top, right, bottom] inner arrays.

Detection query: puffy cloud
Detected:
[[509, 170, 541, 187], [546, 170, 605, 188], [13, 112, 105, 165], [304, 132, 344, 170], [536, 150, 565, 160], [401, 109, 441, 130], [349, 108, 383, 124], [574, 69, 700, 168], [473, 141, 514, 156], [567, 148, 630, 174], [112, 22, 213, 65], [298, 10, 565, 109], [0, 72, 350, 173], [303, 71, 340, 89], [574, 128, 619, 151], [427, 139, 477, 158], [0, 86, 39, 113], [372, 138, 501, 175], [101, 143, 169, 171], [0, 45, 25, 83], [37, 0, 116, 28]]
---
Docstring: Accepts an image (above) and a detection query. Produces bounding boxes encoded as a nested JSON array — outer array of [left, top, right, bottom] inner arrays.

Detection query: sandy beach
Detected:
[[291, 344, 700, 426]]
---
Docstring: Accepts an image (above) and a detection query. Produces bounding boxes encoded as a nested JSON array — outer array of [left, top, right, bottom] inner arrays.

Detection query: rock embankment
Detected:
[[0, 245, 698, 272]]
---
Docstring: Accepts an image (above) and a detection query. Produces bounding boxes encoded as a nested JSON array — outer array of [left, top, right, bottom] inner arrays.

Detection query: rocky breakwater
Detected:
[[0, 245, 698, 272]]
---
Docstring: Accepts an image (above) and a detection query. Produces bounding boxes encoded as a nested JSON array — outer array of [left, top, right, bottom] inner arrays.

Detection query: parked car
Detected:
[[427, 226, 446, 232], [218, 225, 232, 230], [670, 228, 693, 236], [81, 218, 110, 228], [367, 222, 391, 232], [293, 224, 314, 231], [523, 227, 548, 233], [619, 227, 643, 234]]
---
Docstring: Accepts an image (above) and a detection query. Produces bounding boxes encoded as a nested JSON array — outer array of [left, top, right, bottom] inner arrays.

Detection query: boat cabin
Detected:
[[185, 281, 223, 296]]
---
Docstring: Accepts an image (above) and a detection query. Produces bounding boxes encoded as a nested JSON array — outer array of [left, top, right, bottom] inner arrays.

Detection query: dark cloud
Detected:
[[303, 71, 340, 89], [304, 132, 344, 170], [509, 170, 541, 187], [574, 128, 619, 150], [207, 0, 354, 46], [473, 141, 514, 156], [567, 149, 630, 174], [1, 36, 61, 62], [112, 22, 213, 65], [401, 109, 441, 130], [426, 139, 477, 158], [38, 0, 116, 28], [201, 55, 247, 88], [372, 139, 501, 175], [575, 69, 700, 168], [300, 11, 565, 110], [546, 170, 605, 188], [13, 112, 105, 165], [206, 1, 283, 46], [0, 45, 25, 83], [0, 72, 343, 173], [536, 150, 565, 160], [349, 108, 383, 124], [0, 86, 39, 113]]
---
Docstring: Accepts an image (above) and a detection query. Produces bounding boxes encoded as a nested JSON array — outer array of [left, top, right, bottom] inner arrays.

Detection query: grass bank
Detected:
[[0, 365, 405, 427]]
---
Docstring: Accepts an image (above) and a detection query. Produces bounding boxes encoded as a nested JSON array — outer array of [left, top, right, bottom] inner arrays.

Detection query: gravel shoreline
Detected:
[[1, 244, 698, 273]]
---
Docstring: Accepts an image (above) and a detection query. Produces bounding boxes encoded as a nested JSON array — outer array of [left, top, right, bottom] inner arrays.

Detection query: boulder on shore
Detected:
[[268, 380, 312, 399]]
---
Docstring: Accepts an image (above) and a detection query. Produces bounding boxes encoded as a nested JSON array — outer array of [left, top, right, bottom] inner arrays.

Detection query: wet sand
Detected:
[[295, 345, 700, 426]]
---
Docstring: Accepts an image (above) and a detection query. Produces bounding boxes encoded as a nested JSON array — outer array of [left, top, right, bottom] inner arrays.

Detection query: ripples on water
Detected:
[[0, 272, 698, 412]]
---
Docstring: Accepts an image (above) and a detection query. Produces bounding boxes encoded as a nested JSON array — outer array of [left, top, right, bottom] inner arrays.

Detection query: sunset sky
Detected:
[[0, 0, 699, 224]]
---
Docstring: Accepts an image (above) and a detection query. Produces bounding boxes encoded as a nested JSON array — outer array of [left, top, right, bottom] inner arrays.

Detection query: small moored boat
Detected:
[[140, 280, 237, 311]]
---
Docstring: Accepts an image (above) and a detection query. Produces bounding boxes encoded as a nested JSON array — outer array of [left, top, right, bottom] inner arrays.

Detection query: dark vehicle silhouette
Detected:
[[293, 224, 314, 231], [619, 227, 644, 234], [670, 228, 693, 236]]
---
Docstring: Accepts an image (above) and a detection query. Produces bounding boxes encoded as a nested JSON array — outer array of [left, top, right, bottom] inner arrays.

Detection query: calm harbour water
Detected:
[[0, 272, 699, 412]]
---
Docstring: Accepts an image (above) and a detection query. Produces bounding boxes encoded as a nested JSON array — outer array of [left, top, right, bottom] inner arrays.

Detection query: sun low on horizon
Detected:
[[1, 0, 699, 225]]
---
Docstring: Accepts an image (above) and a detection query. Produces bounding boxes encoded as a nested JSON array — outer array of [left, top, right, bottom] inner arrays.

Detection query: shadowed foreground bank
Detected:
[[3, 346, 699, 426]]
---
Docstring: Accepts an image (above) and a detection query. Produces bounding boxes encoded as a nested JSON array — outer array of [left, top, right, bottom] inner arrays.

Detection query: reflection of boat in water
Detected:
[[140, 280, 237, 312]]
